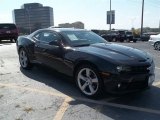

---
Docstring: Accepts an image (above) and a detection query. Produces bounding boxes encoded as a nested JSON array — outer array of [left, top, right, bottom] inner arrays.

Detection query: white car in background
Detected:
[[148, 34, 160, 50]]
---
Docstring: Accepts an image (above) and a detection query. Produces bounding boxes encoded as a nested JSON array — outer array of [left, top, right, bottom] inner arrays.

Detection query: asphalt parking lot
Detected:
[[0, 41, 160, 120]]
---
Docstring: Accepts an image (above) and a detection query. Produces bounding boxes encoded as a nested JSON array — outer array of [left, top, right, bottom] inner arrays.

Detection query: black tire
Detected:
[[75, 64, 104, 98], [19, 48, 33, 69], [112, 38, 116, 42], [10, 38, 17, 43], [10, 39, 14, 43], [133, 40, 137, 43], [126, 38, 130, 42], [120, 39, 124, 42], [154, 42, 160, 50]]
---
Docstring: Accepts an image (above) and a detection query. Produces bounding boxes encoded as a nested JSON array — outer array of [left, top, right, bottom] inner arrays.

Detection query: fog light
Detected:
[[118, 83, 121, 88]]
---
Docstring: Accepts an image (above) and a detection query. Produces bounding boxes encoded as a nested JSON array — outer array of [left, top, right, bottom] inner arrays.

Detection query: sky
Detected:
[[0, 0, 160, 30]]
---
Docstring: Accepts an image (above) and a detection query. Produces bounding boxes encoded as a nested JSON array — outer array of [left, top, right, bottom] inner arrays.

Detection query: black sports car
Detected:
[[16, 28, 155, 97]]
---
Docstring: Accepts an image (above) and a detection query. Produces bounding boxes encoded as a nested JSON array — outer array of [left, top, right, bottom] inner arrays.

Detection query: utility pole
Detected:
[[110, 0, 111, 31], [141, 0, 144, 36], [159, 20, 160, 32]]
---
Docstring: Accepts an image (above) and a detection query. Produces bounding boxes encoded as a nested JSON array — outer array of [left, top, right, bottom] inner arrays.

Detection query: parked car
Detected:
[[101, 30, 119, 42], [117, 30, 126, 42], [16, 28, 155, 98], [148, 34, 160, 50], [0, 23, 18, 42], [141, 32, 158, 41], [101, 30, 126, 42], [125, 31, 135, 42]]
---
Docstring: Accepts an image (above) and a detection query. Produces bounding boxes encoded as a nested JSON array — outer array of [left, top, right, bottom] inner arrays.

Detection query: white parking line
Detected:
[[155, 67, 160, 70], [74, 97, 160, 115], [1, 83, 160, 115], [153, 81, 160, 86]]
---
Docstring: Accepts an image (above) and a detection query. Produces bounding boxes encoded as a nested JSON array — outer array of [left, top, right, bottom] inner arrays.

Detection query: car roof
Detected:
[[47, 28, 87, 32], [29, 28, 88, 37]]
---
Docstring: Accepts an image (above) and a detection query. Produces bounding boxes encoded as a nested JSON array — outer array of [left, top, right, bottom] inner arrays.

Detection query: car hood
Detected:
[[75, 43, 151, 64]]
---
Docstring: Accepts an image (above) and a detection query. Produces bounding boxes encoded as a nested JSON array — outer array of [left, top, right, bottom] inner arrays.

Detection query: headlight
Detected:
[[117, 66, 131, 72]]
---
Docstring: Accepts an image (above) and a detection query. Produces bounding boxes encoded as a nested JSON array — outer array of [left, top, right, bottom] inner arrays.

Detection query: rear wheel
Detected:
[[19, 48, 32, 69], [10, 38, 17, 43], [120, 39, 124, 42], [10, 39, 13, 42], [112, 38, 116, 42], [154, 42, 160, 50], [126, 38, 130, 42], [75, 65, 103, 98]]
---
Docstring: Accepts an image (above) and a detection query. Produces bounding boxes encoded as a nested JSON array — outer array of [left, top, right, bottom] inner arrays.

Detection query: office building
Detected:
[[13, 3, 54, 33], [59, 21, 84, 29]]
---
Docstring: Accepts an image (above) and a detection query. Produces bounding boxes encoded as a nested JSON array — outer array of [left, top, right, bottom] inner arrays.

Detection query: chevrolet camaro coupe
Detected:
[[16, 28, 155, 97]]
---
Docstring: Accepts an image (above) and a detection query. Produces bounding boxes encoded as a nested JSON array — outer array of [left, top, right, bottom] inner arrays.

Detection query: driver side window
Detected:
[[34, 31, 60, 43]]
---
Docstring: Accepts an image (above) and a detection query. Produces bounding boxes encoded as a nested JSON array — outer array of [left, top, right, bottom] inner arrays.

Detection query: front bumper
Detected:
[[103, 73, 154, 94], [148, 39, 158, 46], [102, 64, 155, 94], [0, 33, 18, 40]]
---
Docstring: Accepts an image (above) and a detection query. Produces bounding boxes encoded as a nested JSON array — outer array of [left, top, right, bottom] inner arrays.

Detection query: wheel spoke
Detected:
[[81, 82, 88, 91], [91, 78, 98, 83], [89, 85, 94, 93], [23, 56, 28, 62], [22, 51, 24, 57], [86, 68, 90, 77], [79, 75, 87, 81], [22, 61, 24, 66]]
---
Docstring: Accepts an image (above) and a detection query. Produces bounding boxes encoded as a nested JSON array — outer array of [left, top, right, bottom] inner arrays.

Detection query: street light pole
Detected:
[[141, 0, 144, 36], [159, 19, 160, 32], [110, 0, 111, 31]]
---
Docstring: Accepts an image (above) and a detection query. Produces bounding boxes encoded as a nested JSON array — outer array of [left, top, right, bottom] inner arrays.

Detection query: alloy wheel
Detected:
[[19, 49, 28, 68], [77, 68, 99, 96], [154, 42, 160, 50]]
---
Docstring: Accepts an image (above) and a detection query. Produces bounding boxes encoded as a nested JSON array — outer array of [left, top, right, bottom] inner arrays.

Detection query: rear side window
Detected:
[[0, 24, 17, 30], [33, 31, 61, 43]]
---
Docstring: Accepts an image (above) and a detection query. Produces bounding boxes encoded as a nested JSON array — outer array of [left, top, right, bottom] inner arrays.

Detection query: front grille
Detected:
[[127, 80, 148, 90], [130, 65, 150, 74]]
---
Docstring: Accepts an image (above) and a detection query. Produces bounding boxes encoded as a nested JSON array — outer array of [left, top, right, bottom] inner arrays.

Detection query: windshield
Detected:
[[61, 30, 107, 47]]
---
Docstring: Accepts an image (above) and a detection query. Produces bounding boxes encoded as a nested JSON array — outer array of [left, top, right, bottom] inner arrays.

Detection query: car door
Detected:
[[33, 31, 44, 63], [34, 30, 64, 70]]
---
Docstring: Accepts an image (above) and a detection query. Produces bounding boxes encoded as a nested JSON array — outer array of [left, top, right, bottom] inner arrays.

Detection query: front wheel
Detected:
[[154, 42, 160, 50], [19, 48, 32, 69], [75, 65, 103, 98]]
